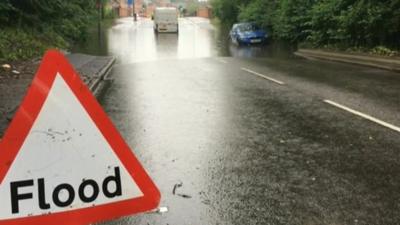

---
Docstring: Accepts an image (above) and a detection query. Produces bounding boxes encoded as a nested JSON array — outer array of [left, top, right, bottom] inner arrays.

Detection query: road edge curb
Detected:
[[295, 49, 400, 73], [89, 57, 116, 96]]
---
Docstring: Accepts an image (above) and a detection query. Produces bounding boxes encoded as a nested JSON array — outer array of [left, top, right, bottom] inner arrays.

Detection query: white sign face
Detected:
[[0, 74, 142, 219]]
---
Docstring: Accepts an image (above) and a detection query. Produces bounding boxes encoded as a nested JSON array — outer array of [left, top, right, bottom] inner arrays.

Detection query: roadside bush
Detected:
[[104, 7, 118, 20], [0, 0, 97, 61], [370, 46, 398, 57], [0, 29, 68, 61], [272, 0, 314, 42], [211, 0, 400, 52], [212, 0, 251, 24], [238, 0, 276, 30]]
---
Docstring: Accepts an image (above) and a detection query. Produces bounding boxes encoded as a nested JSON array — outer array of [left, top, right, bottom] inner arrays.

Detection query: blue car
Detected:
[[229, 22, 269, 45]]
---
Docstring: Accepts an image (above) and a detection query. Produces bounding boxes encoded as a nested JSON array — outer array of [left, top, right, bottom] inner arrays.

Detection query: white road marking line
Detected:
[[241, 67, 285, 85], [324, 99, 400, 133], [215, 58, 227, 64]]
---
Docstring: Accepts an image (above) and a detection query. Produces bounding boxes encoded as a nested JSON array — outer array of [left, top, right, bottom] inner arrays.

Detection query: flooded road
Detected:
[[72, 17, 400, 225], [73, 17, 295, 64]]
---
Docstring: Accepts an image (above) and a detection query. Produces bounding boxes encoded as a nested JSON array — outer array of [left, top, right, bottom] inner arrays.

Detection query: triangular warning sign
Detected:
[[0, 50, 160, 225]]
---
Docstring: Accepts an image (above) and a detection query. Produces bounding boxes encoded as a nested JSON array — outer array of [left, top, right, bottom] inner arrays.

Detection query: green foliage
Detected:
[[0, 0, 98, 60], [238, 0, 276, 29], [103, 6, 118, 20], [273, 0, 314, 42], [306, 0, 347, 45], [212, 0, 400, 50], [185, 0, 200, 16], [0, 1, 14, 24], [370, 46, 398, 57], [211, 0, 251, 24], [0, 29, 68, 61]]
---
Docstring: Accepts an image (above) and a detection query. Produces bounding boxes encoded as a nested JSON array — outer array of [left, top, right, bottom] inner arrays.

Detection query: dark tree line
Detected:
[[0, 0, 103, 60], [0, 0, 98, 42], [212, 0, 400, 50]]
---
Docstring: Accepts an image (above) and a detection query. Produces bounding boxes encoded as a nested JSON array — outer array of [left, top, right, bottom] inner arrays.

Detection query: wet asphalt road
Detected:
[[91, 17, 400, 225]]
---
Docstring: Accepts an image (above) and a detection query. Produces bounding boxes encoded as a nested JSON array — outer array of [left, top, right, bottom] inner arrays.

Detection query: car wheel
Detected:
[[236, 38, 243, 46]]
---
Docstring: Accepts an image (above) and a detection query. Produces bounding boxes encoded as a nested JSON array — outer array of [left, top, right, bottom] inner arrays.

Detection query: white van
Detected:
[[153, 7, 179, 33]]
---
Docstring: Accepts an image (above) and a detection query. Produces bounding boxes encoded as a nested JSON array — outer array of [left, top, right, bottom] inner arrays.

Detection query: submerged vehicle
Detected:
[[229, 22, 269, 45]]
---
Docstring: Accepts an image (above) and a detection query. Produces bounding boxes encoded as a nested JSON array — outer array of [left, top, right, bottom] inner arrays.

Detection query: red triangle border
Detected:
[[0, 50, 160, 225]]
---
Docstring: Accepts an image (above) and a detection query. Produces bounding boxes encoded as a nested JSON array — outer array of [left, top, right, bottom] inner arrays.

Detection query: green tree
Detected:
[[211, 0, 250, 24], [238, 0, 277, 29], [211, 0, 400, 50], [272, 0, 315, 42], [0, 0, 99, 60]]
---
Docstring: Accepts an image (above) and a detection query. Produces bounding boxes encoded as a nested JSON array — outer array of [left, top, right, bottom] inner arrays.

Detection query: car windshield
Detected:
[[237, 23, 260, 32]]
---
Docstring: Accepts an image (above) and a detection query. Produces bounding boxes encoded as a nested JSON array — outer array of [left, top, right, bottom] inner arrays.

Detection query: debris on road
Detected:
[[157, 206, 169, 214], [147, 206, 169, 215], [176, 193, 192, 199], [172, 181, 192, 198], [1, 64, 11, 71], [11, 70, 20, 74], [172, 182, 183, 195]]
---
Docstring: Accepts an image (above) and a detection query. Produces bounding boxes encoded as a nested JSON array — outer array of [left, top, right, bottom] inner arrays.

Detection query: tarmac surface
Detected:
[[0, 54, 114, 137], [1, 16, 399, 225], [88, 18, 400, 225]]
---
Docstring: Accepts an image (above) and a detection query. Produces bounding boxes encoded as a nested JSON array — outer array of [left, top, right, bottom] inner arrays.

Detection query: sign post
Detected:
[[128, 0, 137, 21]]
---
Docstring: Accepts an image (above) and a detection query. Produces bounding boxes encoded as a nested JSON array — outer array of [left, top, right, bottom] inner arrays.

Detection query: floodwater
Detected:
[[72, 16, 400, 225], [72, 17, 295, 64]]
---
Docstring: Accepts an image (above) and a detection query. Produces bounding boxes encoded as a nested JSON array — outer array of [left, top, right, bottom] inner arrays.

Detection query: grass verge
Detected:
[[0, 29, 68, 62]]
